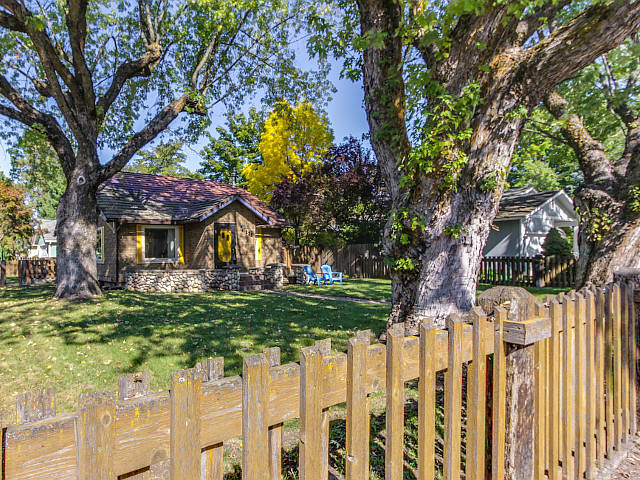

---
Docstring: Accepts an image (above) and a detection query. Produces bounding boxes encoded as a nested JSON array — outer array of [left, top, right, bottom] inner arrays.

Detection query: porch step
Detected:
[[238, 284, 264, 292], [239, 274, 265, 284]]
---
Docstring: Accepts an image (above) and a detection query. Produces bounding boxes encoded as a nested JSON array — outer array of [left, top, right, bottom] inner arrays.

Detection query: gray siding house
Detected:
[[483, 188, 578, 258], [29, 219, 57, 258]]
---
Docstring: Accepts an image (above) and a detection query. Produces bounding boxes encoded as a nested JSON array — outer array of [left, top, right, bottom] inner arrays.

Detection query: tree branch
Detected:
[[0, 9, 26, 32], [544, 90, 614, 186], [95, 42, 162, 121], [99, 93, 190, 182], [0, 75, 75, 175], [66, 0, 95, 109], [523, 0, 640, 103]]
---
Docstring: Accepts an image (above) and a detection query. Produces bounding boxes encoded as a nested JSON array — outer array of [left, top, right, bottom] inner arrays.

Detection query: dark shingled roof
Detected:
[[495, 188, 560, 219], [97, 172, 289, 226]]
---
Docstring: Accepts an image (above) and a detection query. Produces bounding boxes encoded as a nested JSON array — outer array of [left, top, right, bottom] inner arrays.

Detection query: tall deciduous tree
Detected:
[[125, 141, 200, 178], [243, 100, 333, 201], [540, 38, 640, 286], [271, 137, 387, 245], [198, 107, 265, 186], [344, 0, 640, 329], [0, 0, 316, 299], [0, 176, 34, 260], [514, 36, 640, 286]]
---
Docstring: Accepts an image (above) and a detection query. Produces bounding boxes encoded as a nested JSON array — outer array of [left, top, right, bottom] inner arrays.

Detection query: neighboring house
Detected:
[[29, 219, 57, 258], [96, 172, 289, 285], [483, 188, 579, 258]]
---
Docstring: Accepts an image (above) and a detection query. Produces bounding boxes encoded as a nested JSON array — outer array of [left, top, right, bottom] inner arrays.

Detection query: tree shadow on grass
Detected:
[[0, 284, 389, 405]]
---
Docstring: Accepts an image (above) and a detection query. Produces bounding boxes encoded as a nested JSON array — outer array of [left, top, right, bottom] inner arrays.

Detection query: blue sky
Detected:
[[0, 62, 370, 176]]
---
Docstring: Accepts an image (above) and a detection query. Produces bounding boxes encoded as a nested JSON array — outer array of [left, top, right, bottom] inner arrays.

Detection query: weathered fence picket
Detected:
[[346, 331, 370, 480], [0, 279, 638, 480]]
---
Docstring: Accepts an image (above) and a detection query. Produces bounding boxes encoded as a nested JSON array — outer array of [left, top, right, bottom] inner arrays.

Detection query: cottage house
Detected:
[[483, 188, 578, 258], [96, 172, 289, 290], [29, 219, 57, 258]]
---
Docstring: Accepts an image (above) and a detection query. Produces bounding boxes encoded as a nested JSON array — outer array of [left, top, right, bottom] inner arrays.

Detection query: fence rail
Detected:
[[0, 279, 637, 479], [17, 258, 56, 285]]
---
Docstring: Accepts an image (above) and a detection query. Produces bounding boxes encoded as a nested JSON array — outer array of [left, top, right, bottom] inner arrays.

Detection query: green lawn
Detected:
[[285, 277, 569, 302], [0, 276, 568, 420], [284, 277, 392, 302], [0, 278, 389, 417]]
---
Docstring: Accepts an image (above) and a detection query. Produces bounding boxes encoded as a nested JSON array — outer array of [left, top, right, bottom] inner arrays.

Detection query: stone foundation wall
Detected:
[[125, 268, 240, 293], [266, 263, 285, 289], [205, 268, 240, 290]]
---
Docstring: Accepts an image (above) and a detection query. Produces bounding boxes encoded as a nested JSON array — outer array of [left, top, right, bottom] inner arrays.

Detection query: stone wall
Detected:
[[125, 268, 240, 293], [291, 264, 311, 285], [266, 263, 285, 289], [205, 267, 240, 290]]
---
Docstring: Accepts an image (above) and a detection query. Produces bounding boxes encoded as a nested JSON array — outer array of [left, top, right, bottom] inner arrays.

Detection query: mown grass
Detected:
[[0, 278, 389, 418], [285, 277, 569, 303], [284, 278, 392, 302]]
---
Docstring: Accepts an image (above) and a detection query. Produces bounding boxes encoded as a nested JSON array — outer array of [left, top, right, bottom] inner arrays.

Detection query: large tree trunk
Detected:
[[575, 193, 640, 286], [54, 158, 102, 300], [356, 0, 640, 329]]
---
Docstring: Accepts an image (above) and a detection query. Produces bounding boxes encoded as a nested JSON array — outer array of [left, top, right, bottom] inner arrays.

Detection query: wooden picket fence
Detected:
[[479, 256, 577, 288], [0, 282, 637, 479], [17, 258, 56, 285]]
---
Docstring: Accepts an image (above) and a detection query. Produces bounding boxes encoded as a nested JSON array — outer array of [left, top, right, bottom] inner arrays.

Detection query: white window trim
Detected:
[[96, 227, 104, 264], [142, 225, 181, 263]]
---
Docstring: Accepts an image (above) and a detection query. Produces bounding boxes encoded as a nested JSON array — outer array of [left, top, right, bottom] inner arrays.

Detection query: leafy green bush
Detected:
[[542, 228, 573, 257]]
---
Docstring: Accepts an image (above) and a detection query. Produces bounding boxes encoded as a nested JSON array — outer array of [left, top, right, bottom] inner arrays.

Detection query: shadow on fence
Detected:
[[1, 272, 638, 479], [478, 256, 577, 288], [17, 258, 56, 285]]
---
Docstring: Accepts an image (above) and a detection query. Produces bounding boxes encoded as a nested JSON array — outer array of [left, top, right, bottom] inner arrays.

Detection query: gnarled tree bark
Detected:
[[356, 0, 640, 330]]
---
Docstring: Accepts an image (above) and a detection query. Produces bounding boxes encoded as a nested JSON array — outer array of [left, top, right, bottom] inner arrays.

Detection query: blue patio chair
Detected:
[[303, 265, 323, 286], [320, 264, 343, 285]]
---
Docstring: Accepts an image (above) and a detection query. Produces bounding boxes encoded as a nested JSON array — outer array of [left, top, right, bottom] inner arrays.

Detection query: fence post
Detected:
[[76, 392, 117, 479], [16, 388, 56, 424], [533, 255, 545, 288], [478, 286, 539, 480], [171, 368, 202, 480], [613, 269, 640, 436]]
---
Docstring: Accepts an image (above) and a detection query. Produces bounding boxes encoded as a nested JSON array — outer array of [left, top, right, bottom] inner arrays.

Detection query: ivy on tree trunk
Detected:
[[355, 0, 640, 330]]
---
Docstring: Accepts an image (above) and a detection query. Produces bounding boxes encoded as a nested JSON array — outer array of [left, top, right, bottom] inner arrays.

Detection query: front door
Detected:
[[214, 223, 237, 268]]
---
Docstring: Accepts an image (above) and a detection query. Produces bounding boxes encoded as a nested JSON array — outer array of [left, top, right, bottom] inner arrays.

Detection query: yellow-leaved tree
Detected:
[[244, 101, 333, 201]]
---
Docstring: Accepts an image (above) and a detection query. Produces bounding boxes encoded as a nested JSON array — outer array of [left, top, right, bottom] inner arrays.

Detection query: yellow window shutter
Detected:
[[136, 225, 143, 264], [178, 226, 185, 263]]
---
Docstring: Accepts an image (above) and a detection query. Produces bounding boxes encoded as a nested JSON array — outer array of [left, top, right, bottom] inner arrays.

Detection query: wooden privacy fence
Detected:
[[0, 282, 637, 479], [283, 244, 388, 278], [17, 258, 56, 285], [478, 255, 576, 288]]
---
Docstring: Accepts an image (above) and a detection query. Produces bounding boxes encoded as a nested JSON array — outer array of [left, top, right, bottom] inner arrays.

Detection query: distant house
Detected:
[[29, 219, 57, 258], [95, 172, 289, 285], [483, 188, 578, 258]]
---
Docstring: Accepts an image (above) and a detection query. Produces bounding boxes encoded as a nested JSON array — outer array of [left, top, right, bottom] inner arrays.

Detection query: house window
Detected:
[[96, 227, 104, 264], [144, 226, 179, 261]]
